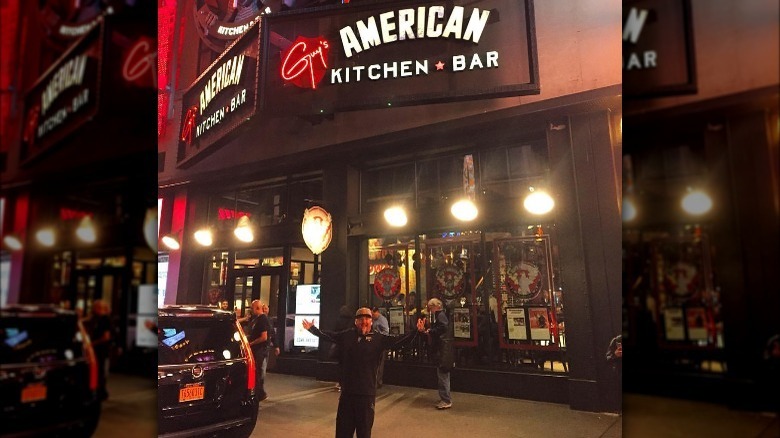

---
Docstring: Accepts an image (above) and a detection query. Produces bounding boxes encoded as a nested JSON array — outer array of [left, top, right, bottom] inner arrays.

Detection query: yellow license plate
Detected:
[[179, 384, 205, 402], [21, 383, 47, 403]]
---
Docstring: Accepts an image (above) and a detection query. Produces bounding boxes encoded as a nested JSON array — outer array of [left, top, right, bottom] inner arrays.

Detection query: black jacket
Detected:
[[308, 326, 416, 396]]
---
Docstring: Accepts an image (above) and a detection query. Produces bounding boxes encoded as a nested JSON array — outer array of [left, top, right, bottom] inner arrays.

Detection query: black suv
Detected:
[[158, 305, 259, 437], [0, 304, 101, 437]]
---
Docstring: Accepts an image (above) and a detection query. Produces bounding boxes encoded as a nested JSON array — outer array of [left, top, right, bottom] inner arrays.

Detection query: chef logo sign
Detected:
[[262, 0, 539, 114]]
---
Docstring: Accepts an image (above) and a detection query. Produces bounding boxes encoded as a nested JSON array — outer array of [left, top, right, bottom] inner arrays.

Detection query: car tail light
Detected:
[[236, 322, 255, 391], [78, 321, 99, 391]]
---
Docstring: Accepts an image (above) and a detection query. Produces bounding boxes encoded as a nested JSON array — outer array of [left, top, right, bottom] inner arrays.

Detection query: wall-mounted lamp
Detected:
[[681, 188, 712, 215], [523, 187, 554, 215], [384, 206, 407, 227], [194, 197, 214, 247], [451, 199, 478, 222], [2, 234, 23, 251], [234, 215, 254, 242], [75, 216, 97, 243], [194, 228, 214, 246], [35, 227, 56, 247], [161, 233, 181, 250]]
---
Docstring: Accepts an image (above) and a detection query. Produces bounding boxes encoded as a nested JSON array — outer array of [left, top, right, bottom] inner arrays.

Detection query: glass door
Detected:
[[230, 269, 257, 318]]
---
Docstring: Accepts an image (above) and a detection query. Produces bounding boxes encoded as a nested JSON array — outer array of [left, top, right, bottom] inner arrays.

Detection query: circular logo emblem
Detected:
[[191, 365, 204, 379], [505, 261, 543, 300], [373, 268, 401, 300], [434, 265, 464, 299], [663, 261, 700, 298], [193, 0, 263, 53], [38, 0, 116, 51]]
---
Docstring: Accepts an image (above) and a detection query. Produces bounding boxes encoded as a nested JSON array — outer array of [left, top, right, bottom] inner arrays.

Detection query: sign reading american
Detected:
[[261, 0, 539, 115], [177, 22, 260, 168]]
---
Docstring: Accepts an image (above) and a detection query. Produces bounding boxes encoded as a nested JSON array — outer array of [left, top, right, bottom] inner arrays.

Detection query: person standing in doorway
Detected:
[[247, 300, 270, 401], [371, 307, 389, 388], [85, 299, 113, 401], [422, 298, 454, 410], [302, 308, 422, 438]]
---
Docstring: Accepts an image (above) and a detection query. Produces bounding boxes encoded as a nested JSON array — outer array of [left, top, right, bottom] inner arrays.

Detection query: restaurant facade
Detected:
[[0, 1, 158, 373], [157, 0, 622, 412], [621, 0, 778, 411]]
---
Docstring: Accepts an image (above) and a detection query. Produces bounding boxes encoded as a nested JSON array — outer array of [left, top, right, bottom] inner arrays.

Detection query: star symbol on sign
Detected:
[[435, 61, 445, 70]]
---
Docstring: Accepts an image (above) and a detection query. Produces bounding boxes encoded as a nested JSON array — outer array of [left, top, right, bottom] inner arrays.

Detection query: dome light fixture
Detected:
[[384, 206, 408, 227], [35, 228, 56, 247], [75, 216, 97, 243], [2, 234, 23, 251], [194, 228, 214, 246], [234, 215, 254, 242], [681, 188, 713, 215], [451, 199, 478, 222], [523, 187, 555, 215], [161, 234, 181, 250]]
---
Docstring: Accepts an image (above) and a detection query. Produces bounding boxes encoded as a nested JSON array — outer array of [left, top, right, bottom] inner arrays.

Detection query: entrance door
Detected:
[[229, 268, 282, 319], [230, 269, 256, 318]]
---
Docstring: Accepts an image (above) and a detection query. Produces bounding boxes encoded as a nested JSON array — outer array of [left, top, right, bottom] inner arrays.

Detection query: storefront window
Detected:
[[623, 135, 727, 374], [365, 227, 567, 374]]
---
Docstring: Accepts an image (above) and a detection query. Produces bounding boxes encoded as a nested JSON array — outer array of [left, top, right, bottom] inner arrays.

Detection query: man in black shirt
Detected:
[[247, 299, 270, 401], [303, 308, 423, 438]]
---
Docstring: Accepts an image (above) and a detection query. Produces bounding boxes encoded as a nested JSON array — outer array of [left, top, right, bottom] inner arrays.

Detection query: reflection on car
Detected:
[[1, 304, 101, 437], [158, 305, 259, 438]]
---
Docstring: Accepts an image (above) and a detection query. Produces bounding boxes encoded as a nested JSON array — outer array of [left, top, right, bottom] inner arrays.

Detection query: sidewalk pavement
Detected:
[[255, 373, 622, 438], [257, 373, 779, 438]]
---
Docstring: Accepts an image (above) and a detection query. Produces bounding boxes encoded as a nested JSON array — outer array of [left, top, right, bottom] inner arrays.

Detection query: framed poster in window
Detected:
[[388, 306, 405, 335], [686, 307, 707, 341], [506, 307, 528, 340], [452, 307, 472, 339], [528, 307, 551, 341], [663, 307, 685, 341]]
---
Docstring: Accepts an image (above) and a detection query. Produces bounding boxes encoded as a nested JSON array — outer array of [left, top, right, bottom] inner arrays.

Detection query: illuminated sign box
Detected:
[[177, 22, 261, 168], [623, 0, 697, 98], [20, 22, 104, 166], [260, 0, 539, 115]]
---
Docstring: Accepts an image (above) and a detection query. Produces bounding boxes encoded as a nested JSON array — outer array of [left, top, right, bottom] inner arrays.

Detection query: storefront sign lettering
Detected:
[[199, 55, 245, 115], [622, 0, 696, 97], [339, 6, 491, 58], [177, 20, 259, 167], [41, 55, 87, 115], [262, 0, 539, 114]]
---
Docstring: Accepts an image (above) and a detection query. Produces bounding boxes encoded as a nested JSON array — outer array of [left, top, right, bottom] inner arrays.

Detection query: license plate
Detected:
[[179, 383, 205, 402], [21, 383, 47, 403]]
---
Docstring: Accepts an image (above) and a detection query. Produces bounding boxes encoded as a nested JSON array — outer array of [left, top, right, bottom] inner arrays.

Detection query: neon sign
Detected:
[[280, 37, 330, 90], [217, 208, 252, 221], [123, 38, 157, 86]]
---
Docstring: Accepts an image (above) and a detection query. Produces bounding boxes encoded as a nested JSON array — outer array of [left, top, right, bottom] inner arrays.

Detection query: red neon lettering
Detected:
[[181, 105, 198, 146], [123, 39, 157, 86], [217, 208, 252, 220], [280, 37, 329, 90]]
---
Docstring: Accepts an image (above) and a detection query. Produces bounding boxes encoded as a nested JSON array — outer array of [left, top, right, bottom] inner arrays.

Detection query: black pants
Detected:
[[253, 348, 268, 398], [336, 394, 375, 438]]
